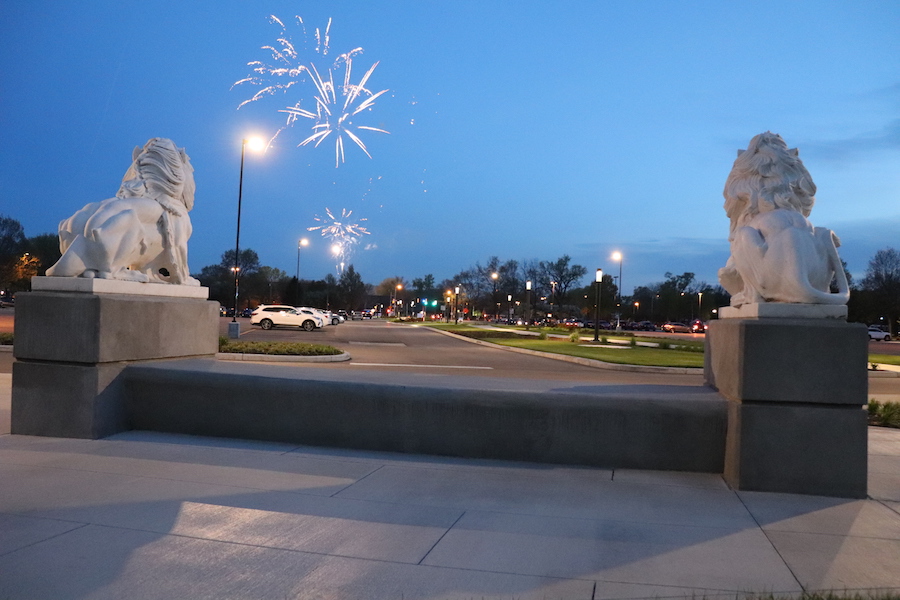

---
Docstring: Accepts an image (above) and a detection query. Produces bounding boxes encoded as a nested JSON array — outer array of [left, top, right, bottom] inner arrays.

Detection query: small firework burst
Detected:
[[308, 207, 370, 270]]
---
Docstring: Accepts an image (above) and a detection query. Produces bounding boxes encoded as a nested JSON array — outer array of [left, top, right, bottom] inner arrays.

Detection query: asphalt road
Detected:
[[220, 317, 705, 386]]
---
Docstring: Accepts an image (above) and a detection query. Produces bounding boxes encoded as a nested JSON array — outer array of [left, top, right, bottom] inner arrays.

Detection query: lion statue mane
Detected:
[[46, 137, 199, 285], [718, 132, 849, 307]]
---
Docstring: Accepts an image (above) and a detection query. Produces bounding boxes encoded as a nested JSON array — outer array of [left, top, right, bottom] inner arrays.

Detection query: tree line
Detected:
[[1, 213, 897, 332], [194, 248, 369, 312]]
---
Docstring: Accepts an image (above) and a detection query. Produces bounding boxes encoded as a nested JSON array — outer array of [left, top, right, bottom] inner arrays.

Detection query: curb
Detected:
[[0, 345, 12, 353], [426, 327, 702, 374], [216, 351, 351, 363], [869, 369, 900, 378]]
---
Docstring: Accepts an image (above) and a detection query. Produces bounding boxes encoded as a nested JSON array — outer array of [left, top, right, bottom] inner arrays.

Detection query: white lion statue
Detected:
[[46, 138, 199, 285], [718, 132, 849, 307]]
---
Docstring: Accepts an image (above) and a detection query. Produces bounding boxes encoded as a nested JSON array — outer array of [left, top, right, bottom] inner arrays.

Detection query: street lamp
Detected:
[[525, 280, 532, 330], [392, 283, 403, 317], [454, 286, 460, 323], [491, 272, 499, 321], [296, 238, 309, 280], [507, 294, 513, 323], [230, 136, 265, 339], [593, 268, 603, 342], [698, 292, 704, 320], [550, 281, 558, 322], [611, 251, 623, 332]]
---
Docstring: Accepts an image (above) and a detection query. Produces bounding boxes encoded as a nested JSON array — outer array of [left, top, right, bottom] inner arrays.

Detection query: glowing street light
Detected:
[[296, 238, 309, 280], [593, 268, 603, 342], [230, 136, 265, 338]]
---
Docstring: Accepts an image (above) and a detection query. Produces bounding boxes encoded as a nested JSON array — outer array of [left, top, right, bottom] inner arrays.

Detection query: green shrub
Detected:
[[629, 337, 637, 347], [658, 341, 671, 350], [0, 332, 13, 345], [569, 330, 581, 343], [454, 330, 521, 340], [218, 340, 342, 356], [538, 332, 548, 340], [868, 399, 900, 428]]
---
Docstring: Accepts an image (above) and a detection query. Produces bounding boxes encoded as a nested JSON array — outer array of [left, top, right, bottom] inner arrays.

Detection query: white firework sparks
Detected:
[[308, 208, 371, 270], [234, 15, 389, 166], [280, 57, 390, 167]]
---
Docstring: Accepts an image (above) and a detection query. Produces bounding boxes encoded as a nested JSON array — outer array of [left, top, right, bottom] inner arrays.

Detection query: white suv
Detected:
[[250, 305, 323, 331], [868, 326, 891, 341]]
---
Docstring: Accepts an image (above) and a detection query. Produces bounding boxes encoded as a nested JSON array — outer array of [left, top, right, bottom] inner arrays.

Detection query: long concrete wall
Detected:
[[124, 360, 727, 472]]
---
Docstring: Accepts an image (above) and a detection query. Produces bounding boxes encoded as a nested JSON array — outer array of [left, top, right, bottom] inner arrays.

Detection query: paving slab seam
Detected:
[[416, 510, 467, 566], [328, 463, 386, 497], [0, 520, 89, 559], [879, 499, 900, 518], [69, 522, 441, 567], [731, 488, 805, 592]]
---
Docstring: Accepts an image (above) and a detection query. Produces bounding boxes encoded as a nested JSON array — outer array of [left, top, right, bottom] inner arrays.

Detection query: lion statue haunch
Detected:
[[46, 138, 199, 286], [718, 132, 849, 307]]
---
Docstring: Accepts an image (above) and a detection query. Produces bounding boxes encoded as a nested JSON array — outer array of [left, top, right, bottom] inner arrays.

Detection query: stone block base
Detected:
[[14, 291, 218, 363], [705, 318, 867, 404], [707, 316, 868, 498], [724, 401, 868, 498], [12, 288, 217, 439], [11, 361, 128, 439]]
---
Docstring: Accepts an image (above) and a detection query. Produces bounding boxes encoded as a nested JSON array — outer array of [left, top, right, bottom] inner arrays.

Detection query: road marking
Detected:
[[348, 341, 407, 346], [350, 363, 493, 370]]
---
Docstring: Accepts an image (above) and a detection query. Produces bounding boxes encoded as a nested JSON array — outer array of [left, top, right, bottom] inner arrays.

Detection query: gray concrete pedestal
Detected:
[[12, 282, 218, 439], [705, 315, 868, 498]]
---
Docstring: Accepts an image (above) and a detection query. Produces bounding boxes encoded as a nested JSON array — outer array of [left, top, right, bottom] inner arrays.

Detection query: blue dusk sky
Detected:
[[1, 1, 898, 294]]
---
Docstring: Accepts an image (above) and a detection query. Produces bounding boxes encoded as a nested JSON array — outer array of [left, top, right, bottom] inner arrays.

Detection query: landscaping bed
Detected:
[[218, 337, 343, 356]]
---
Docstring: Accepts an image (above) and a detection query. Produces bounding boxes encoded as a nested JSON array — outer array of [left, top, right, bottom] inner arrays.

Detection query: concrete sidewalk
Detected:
[[1, 376, 899, 598]]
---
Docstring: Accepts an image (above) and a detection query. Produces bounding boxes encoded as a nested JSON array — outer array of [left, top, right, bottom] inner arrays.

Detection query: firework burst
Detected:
[[234, 15, 389, 166], [308, 208, 370, 271]]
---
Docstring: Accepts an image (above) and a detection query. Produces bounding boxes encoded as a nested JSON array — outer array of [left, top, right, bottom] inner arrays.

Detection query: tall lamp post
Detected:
[[593, 268, 603, 342], [525, 280, 532, 330], [229, 136, 265, 339], [507, 294, 513, 323], [491, 272, 499, 321], [698, 292, 704, 321], [612, 251, 623, 332], [454, 286, 460, 323]]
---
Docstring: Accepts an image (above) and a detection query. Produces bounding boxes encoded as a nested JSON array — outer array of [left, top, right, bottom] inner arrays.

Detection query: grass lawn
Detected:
[[421, 322, 897, 370], [492, 337, 706, 368], [870, 353, 900, 367], [419, 323, 704, 367]]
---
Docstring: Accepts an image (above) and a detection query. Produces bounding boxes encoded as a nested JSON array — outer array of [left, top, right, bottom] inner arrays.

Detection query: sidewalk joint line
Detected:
[[417, 510, 466, 566]]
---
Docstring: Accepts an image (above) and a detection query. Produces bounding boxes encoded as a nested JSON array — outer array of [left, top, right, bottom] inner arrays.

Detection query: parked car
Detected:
[[662, 322, 692, 333], [868, 326, 891, 341], [240, 308, 254, 318], [250, 305, 322, 331], [299, 307, 333, 326], [635, 321, 657, 331], [690, 319, 708, 334]]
